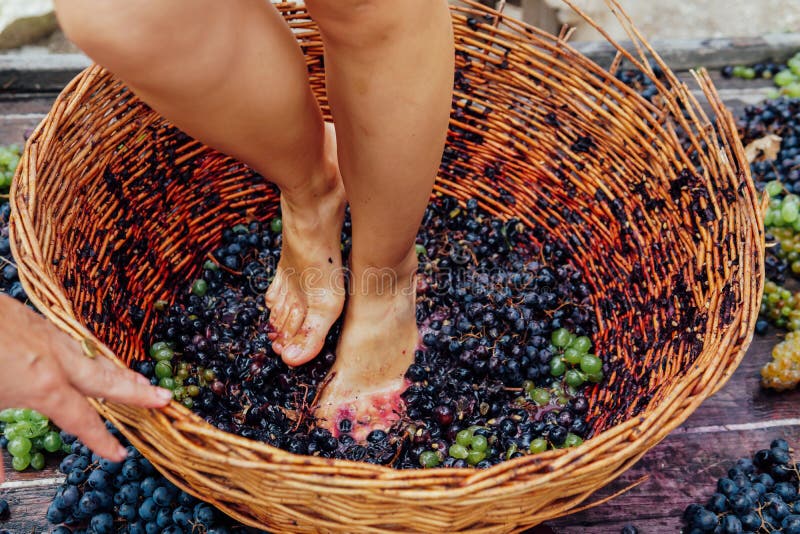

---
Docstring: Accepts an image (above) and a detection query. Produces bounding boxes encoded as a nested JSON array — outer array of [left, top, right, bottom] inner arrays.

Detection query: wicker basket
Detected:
[[10, 0, 763, 532]]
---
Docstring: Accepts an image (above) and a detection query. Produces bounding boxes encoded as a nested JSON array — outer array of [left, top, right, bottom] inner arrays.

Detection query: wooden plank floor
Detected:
[[0, 73, 791, 533]]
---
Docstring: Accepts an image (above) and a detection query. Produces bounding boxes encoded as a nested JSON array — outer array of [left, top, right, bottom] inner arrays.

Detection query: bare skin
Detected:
[[307, 1, 454, 434], [54, 0, 454, 438], [0, 295, 172, 482], [266, 123, 346, 363], [54, 0, 347, 366], [315, 251, 420, 440]]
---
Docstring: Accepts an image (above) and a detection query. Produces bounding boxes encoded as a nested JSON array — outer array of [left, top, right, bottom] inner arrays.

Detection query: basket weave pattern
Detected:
[[10, 1, 763, 532]]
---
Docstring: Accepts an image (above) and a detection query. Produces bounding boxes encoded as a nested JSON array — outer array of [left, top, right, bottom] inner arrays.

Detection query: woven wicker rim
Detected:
[[8, 0, 763, 531]]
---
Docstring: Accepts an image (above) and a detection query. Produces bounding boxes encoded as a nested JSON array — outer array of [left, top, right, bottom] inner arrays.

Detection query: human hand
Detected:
[[0, 294, 171, 481]]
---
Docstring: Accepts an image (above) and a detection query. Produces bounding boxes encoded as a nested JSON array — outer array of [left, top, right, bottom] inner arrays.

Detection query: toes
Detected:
[[282, 313, 329, 367], [269, 298, 293, 332], [270, 301, 301, 356], [265, 272, 285, 308], [282, 306, 306, 342]]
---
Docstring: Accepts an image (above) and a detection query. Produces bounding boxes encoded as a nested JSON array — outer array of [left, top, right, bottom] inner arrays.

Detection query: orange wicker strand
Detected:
[[9, 1, 762, 532]]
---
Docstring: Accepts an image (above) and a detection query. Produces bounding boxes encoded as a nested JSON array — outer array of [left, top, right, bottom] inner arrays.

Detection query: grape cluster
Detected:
[[0, 408, 68, 471], [740, 99, 800, 192], [736, 95, 800, 336], [0, 144, 20, 194], [47, 422, 264, 534], [682, 439, 800, 533], [137, 342, 213, 408], [764, 182, 800, 229], [723, 53, 800, 99], [136, 195, 599, 469], [761, 331, 800, 391], [0, 144, 27, 303], [722, 62, 787, 82], [760, 281, 800, 332]]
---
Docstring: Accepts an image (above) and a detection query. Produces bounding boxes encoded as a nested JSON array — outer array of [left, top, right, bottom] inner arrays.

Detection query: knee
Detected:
[[54, 0, 170, 75]]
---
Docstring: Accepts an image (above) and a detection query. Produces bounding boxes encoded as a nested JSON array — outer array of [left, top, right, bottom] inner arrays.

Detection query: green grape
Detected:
[[569, 336, 592, 353], [564, 433, 584, 448], [30, 452, 45, 470], [0, 148, 14, 167], [191, 279, 208, 297], [448, 444, 469, 460], [43, 431, 62, 453], [3, 422, 31, 440], [551, 328, 571, 348], [456, 429, 473, 447], [470, 435, 488, 453], [466, 450, 486, 465], [159, 377, 176, 390], [766, 180, 784, 198], [419, 450, 440, 468], [155, 360, 173, 379], [153, 347, 174, 361], [549, 357, 566, 377], [587, 371, 604, 383], [530, 388, 551, 406], [28, 411, 47, 423], [0, 409, 16, 423], [14, 408, 33, 421], [563, 347, 582, 364], [565, 369, 585, 388], [580, 355, 603, 375], [12, 453, 30, 471], [784, 83, 800, 99], [529, 438, 548, 454], [765, 209, 776, 227], [7, 436, 32, 457], [776, 69, 799, 87], [149, 341, 169, 357]]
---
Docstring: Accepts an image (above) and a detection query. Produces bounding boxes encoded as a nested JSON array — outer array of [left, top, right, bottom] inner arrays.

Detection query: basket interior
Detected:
[[25, 4, 754, 439]]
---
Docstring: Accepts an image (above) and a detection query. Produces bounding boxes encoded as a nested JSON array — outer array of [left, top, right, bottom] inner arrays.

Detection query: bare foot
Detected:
[[315, 249, 419, 441], [266, 123, 346, 366]]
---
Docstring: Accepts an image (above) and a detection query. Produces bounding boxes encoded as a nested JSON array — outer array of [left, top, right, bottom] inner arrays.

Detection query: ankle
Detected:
[[281, 125, 342, 210], [349, 247, 419, 303]]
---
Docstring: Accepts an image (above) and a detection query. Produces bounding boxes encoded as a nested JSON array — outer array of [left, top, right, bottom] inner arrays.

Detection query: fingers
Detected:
[[65, 354, 173, 408], [42, 317, 171, 408], [45, 388, 128, 462]]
